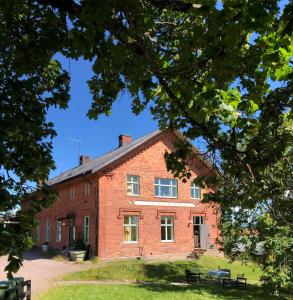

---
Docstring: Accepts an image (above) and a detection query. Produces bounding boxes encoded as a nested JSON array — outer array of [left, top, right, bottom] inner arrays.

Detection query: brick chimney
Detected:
[[79, 155, 90, 165], [118, 134, 132, 147]]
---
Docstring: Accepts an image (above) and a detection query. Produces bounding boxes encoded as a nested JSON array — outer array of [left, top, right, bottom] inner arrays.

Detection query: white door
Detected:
[[200, 224, 210, 250]]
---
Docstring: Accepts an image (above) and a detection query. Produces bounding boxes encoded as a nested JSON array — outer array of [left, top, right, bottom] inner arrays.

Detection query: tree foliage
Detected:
[[0, 0, 292, 291]]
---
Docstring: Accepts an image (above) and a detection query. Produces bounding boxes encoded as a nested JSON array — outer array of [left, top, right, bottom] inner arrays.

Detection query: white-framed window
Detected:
[[155, 178, 178, 198], [193, 216, 205, 225], [126, 175, 140, 196], [45, 219, 50, 241], [191, 183, 201, 199], [83, 216, 90, 244], [70, 186, 75, 199], [84, 182, 90, 197], [161, 216, 174, 242], [36, 223, 40, 241], [123, 216, 138, 243], [56, 220, 62, 242]]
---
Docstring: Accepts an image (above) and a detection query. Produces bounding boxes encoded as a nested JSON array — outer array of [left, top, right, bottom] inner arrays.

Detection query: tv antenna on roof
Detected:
[[66, 137, 83, 162]]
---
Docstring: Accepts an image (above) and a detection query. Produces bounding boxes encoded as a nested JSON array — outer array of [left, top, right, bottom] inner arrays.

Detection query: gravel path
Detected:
[[0, 250, 90, 299]]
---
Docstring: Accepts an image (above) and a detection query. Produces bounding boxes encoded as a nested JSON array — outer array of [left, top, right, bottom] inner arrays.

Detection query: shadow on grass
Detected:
[[135, 282, 286, 300], [141, 260, 207, 282]]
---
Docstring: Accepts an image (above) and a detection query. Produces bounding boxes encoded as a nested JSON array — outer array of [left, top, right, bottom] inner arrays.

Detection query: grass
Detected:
[[38, 256, 292, 300], [63, 256, 262, 285], [39, 283, 286, 300]]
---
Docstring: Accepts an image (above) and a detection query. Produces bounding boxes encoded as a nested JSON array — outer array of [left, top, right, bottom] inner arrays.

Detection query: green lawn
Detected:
[[39, 256, 291, 300], [39, 283, 285, 300], [63, 256, 262, 285]]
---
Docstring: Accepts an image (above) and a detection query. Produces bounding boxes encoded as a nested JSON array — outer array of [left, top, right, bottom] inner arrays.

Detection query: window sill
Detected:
[[126, 194, 140, 197], [56, 240, 61, 243], [155, 196, 178, 199], [161, 240, 175, 243], [191, 198, 201, 200], [123, 241, 139, 244]]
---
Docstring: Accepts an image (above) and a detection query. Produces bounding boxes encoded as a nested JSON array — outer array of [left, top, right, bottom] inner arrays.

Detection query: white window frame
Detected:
[[123, 216, 139, 243], [155, 178, 178, 198], [83, 216, 90, 244], [161, 216, 174, 242], [56, 220, 62, 242], [84, 182, 90, 197], [126, 175, 140, 196], [191, 183, 201, 200], [70, 186, 75, 199], [45, 219, 50, 241], [36, 223, 40, 241]]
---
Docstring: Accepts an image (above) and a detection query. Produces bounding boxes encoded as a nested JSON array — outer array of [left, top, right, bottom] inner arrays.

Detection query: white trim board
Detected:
[[134, 200, 195, 207]]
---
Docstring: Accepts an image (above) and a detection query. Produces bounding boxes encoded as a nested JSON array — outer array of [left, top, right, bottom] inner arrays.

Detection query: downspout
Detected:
[[82, 173, 99, 257]]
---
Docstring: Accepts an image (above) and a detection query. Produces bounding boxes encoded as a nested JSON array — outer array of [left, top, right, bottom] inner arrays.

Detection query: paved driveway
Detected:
[[0, 250, 89, 299]]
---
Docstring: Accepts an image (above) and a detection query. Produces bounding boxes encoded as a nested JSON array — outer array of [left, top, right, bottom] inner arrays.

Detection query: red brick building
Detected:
[[35, 130, 220, 259]]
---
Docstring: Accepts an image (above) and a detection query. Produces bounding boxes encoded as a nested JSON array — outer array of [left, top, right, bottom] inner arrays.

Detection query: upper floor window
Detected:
[[191, 183, 201, 200], [155, 178, 177, 198], [161, 216, 174, 242], [56, 220, 62, 242], [70, 186, 75, 199], [126, 175, 140, 196], [123, 216, 138, 243], [84, 182, 90, 197]]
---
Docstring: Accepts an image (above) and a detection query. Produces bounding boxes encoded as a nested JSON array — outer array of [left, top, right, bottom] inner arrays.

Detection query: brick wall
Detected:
[[35, 131, 220, 259], [97, 131, 219, 258]]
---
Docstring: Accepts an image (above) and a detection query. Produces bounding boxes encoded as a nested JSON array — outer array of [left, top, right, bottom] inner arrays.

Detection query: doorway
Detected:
[[193, 216, 206, 249]]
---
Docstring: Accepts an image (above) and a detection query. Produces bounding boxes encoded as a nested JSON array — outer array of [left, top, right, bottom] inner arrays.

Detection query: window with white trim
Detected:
[[161, 216, 174, 242], [123, 216, 138, 242], [56, 220, 62, 242], [70, 186, 75, 199], [83, 216, 90, 244], [193, 216, 205, 225], [45, 219, 50, 241], [36, 223, 40, 241], [84, 182, 90, 197], [191, 183, 201, 199], [155, 178, 177, 198], [126, 175, 140, 196]]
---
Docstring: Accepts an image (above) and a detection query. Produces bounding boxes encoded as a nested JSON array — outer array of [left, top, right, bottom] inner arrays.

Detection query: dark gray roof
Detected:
[[48, 129, 161, 185]]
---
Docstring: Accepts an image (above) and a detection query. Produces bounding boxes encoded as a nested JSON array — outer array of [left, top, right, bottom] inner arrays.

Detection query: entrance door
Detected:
[[193, 216, 209, 249], [68, 217, 76, 249]]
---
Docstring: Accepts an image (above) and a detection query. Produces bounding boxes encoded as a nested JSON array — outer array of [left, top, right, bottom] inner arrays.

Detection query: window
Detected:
[[45, 219, 50, 241], [126, 175, 140, 196], [84, 182, 90, 197], [193, 216, 205, 225], [70, 186, 75, 199], [191, 183, 201, 199], [36, 223, 40, 241], [161, 216, 174, 242], [155, 178, 177, 198], [83, 216, 90, 244], [56, 220, 62, 242], [123, 216, 138, 243]]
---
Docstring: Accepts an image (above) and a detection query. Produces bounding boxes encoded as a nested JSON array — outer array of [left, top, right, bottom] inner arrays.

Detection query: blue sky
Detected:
[[47, 57, 158, 178]]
